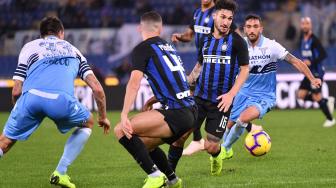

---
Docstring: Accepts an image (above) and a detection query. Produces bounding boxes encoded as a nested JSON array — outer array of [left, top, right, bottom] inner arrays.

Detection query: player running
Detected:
[[114, 11, 197, 188], [296, 17, 335, 128], [221, 14, 322, 158], [0, 17, 110, 188]]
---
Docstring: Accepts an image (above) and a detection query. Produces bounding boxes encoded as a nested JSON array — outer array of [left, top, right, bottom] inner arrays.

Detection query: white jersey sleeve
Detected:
[[13, 43, 36, 81], [271, 40, 288, 60], [73, 46, 94, 80]]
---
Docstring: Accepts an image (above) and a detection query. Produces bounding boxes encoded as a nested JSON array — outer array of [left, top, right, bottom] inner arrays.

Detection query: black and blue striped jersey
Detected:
[[194, 32, 249, 103], [131, 36, 195, 109], [189, 7, 215, 49], [299, 34, 327, 78]]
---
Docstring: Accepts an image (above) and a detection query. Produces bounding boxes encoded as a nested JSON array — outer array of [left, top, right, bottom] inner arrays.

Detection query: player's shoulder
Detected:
[[231, 32, 246, 46], [21, 38, 43, 50]]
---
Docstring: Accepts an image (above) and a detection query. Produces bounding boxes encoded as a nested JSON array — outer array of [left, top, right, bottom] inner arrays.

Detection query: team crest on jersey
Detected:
[[305, 44, 309, 49], [204, 16, 210, 24], [221, 42, 228, 52], [259, 47, 268, 56]]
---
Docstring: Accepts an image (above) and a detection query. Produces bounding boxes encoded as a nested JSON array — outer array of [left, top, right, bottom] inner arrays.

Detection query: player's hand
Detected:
[[310, 78, 322, 88], [98, 117, 111, 134], [216, 93, 234, 112], [171, 33, 181, 42], [121, 115, 133, 139], [303, 60, 311, 66]]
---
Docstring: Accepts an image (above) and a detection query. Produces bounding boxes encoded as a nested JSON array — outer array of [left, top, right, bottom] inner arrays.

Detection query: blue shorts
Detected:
[[230, 93, 275, 122], [3, 89, 90, 140]]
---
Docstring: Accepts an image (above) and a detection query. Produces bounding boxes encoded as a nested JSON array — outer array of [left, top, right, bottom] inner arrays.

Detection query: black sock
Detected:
[[167, 145, 183, 172], [304, 94, 313, 101], [149, 147, 177, 181], [245, 122, 252, 132], [211, 147, 221, 157], [318, 98, 333, 120], [119, 136, 157, 174], [193, 127, 202, 141]]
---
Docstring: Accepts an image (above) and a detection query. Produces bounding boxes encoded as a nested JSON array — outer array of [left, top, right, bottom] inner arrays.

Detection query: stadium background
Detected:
[[0, 0, 335, 111]]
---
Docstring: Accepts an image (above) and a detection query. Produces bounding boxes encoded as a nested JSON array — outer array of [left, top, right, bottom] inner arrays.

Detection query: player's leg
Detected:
[[114, 108, 195, 187], [48, 95, 92, 188], [203, 105, 231, 175], [168, 129, 193, 172], [140, 137, 182, 187], [223, 106, 260, 152], [182, 97, 207, 156], [0, 134, 16, 158], [312, 92, 335, 127], [0, 92, 43, 158]]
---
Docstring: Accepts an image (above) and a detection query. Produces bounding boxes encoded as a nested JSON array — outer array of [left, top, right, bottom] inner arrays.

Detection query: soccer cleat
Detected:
[[210, 149, 224, 175], [323, 118, 336, 128], [50, 171, 76, 188], [165, 178, 182, 188], [327, 97, 335, 114], [182, 139, 205, 156], [143, 173, 166, 188], [221, 146, 233, 160]]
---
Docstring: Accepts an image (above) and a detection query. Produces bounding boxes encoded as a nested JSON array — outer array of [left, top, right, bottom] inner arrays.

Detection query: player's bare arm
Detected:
[[187, 62, 202, 85], [217, 65, 249, 112], [120, 70, 144, 138], [142, 96, 158, 112], [84, 74, 110, 134], [285, 53, 321, 88], [11, 80, 23, 105], [171, 28, 194, 43]]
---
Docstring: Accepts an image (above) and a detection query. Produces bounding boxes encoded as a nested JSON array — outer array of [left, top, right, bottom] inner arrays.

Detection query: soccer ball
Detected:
[[244, 130, 271, 156]]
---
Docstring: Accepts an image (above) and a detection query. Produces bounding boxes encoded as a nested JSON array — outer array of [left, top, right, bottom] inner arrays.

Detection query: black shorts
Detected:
[[157, 105, 198, 144], [194, 97, 231, 139], [299, 76, 322, 93]]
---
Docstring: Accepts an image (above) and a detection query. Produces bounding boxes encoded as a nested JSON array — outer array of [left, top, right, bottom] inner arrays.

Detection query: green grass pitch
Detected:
[[1, 110, 336, 188]]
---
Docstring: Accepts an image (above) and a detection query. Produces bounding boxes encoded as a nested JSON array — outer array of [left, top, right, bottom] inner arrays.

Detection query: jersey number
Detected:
[[162, 54, 186, 82]]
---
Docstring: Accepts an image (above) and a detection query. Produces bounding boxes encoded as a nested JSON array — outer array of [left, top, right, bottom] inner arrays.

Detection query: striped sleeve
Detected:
[[13, 44, 30, 81], [74, 47, 93, 80]]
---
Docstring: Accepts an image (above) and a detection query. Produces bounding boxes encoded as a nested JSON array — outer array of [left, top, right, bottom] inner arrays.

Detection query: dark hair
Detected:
[[140, 11, 162, 23], [245, 14, 262, 23], [214, 0, 238, 14], [40, 17, 64, 37]]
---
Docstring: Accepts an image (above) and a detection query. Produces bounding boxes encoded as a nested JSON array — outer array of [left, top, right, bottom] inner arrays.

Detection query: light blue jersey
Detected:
[[14, 36, 92, 95], [4, 36, 93, 140], [230, 35, 288, 121]]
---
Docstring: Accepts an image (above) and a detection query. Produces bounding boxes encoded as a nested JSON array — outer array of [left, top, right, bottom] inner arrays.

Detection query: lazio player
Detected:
[[0, 17, 110, 188], [221, 14, 321, 158]]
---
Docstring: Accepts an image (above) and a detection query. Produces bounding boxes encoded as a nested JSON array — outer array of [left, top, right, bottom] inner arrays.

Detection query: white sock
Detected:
[[149, 169, 161, 177], [0, 148, 3, 158]]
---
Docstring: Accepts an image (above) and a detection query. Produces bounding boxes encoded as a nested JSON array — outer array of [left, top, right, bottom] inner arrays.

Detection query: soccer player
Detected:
[[296, 17, 335, 128], [221, 14, 322, 158], [113, 11, 196, 188], [171, 0, 240, 156], [0, 17, 110, 188]]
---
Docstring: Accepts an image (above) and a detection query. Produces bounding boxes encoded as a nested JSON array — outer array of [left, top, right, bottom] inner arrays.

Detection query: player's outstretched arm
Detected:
[[120, 70, 144, 138], [84, 74, 110, 134], [11, 80, 23, 105], [285, 53, 321, 88], [217, 65, 249, 112], [171, 28, 194, 43]]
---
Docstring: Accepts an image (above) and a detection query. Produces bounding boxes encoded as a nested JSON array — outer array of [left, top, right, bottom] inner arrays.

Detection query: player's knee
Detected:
[[297, 91, 305, 99], [0, 134, 15, 153], [312, 94, 322, 101], [86, 116, 95, 129], [204, 140, 219, 154], [227, 121, 235, 129], [114, 123, 124, 139]]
